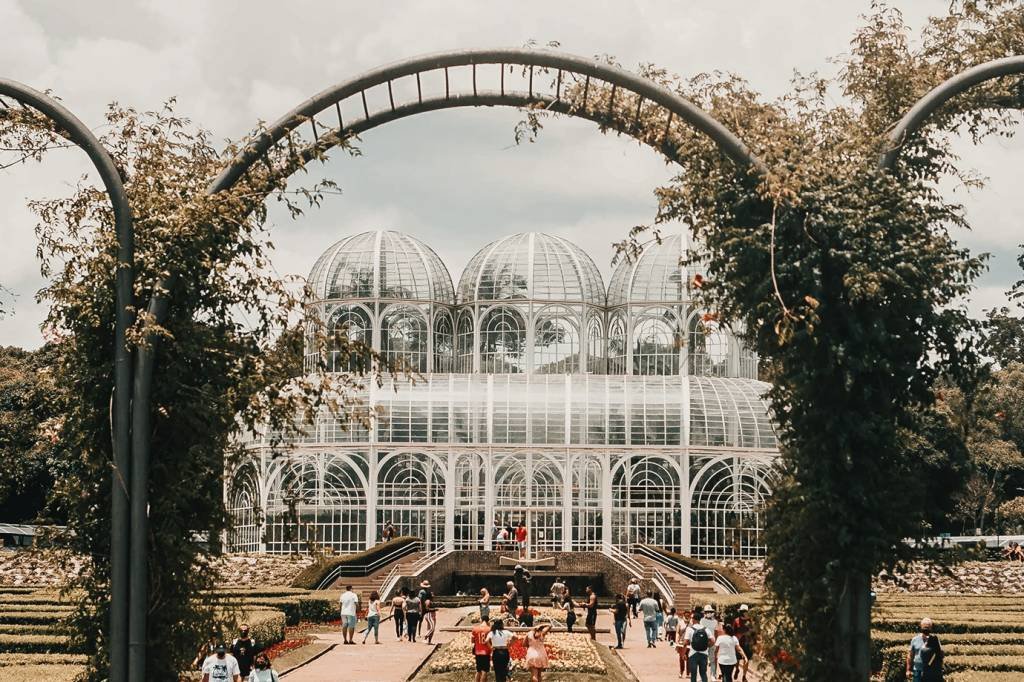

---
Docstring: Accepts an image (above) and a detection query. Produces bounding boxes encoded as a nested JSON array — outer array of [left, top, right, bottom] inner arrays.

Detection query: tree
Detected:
[[0, 344, 64, 522], [2, 101, 373, 679], [520, 2, 1023, 678]]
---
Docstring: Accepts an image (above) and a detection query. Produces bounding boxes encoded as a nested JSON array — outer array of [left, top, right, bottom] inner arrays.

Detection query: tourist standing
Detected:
[[487, 619, 514, 682], [550, 576, 565, 607], [610, 594, 628, 649], [700, 604, 720, 678], [417, 580, 433, 635], [714, 622, 748, 681], [339, 585, 360, 645], [382, 520, 396, 542], [920, 632, 944, 682], [422, 594, 438, 644], [479, 587, 491, 623], [390, 588, 406, 640], [504, 580, 519, 617], [404, 590, 422, 642], [639, 591, 660, 647], [230, 624, 256, 680], [907, 618, 935, 682], [362, 590, 382, 644], [733, 604, 752, 661], [247, 653, 278, 682], [666, 608, 679, 646], [472, 618, 492, 682], [516, 521, 528, 559], [625, 577, 641, 619], [584, 586, 599, 640], [525, 623, 552, 682], [683, 612, 712, 682], [561, 594, 577, 633], [655, 592, 666, 640], [201, 643, 241, 682]]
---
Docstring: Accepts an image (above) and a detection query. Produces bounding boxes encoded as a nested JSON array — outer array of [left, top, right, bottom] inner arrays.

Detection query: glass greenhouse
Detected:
[[229, 230, 778, 559]]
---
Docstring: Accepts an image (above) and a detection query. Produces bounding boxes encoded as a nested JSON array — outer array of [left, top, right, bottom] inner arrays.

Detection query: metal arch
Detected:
[[210, 48, 766, 196], [0, 79, 135, 682], [879, 55, 1024, 170]]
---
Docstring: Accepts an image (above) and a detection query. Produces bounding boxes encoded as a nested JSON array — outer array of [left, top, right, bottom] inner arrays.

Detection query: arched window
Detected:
[[611, 456, 682, 551], [534, 309, 579, 374], [608, 314, 627, 374], [479, 307, 527, 373], [376, 453, 446, 549], [327, 305, 373, 373], [456, 312, 474, 373], [228, 465, 261, 553], [688, 314, 729, 377], [380, 306, 428, 373], [453, 454, 486, 549], [572, 456, 603, 549], [632, 313, 680, 375], [587, 316, 605, 374], [433, 311, 453, 373], [691, 458, 772, 559]]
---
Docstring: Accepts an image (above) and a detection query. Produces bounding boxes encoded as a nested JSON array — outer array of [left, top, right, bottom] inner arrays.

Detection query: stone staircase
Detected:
[[327, 551, 425, 597], [632, 552, 716, 609]]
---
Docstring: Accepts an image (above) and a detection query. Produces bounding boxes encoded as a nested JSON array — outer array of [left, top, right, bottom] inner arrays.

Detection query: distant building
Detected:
[[227, 230, 778, 559]]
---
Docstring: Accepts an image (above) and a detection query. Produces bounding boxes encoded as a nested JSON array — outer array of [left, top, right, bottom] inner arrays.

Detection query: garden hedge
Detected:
[[0, 664, 84, 682], [290, 536, 419, 589], [0, 634, 74, 654], [638, 544, 754, 593], [0, 654, 88, 666]]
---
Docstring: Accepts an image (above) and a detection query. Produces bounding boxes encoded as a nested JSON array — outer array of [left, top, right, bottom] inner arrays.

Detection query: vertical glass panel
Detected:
[[480, 307, 527, 373]]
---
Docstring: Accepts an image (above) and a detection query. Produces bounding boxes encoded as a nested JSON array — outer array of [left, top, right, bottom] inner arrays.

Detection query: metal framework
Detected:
[[0, 80, 135, 682]]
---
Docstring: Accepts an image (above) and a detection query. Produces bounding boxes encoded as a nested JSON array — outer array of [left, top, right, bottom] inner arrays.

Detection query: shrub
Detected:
[[290, 537, 419, 589], [0, 654, 88, 666], [0, 634, 74, 654], [0, 664, 85, 681]]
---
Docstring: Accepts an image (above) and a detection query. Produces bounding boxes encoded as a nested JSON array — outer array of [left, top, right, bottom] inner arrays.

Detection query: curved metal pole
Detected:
[[127, 51, 765, 679], [880, 55, 1024, 170], [0, 79, 134, 682]]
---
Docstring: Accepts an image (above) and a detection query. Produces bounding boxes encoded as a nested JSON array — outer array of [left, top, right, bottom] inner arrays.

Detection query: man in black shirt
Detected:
[[611, 594, 629, 649], [230, 624, 257, 680]]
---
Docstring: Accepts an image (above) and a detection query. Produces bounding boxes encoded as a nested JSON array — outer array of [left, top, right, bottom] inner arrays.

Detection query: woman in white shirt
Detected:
[[247, 653, 278, 682], [486, 619, 515, 682], [362, 590, 382, 644], [714, 622, 749, 681]]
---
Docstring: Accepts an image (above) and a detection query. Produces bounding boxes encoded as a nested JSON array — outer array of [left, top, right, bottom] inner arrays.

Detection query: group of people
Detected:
[[345, 579, 440, 645], [1001, 540, 1024, 561], [192, 624, 279, 682], [492, 519, 529, 558], [471, 617, 552, 682]]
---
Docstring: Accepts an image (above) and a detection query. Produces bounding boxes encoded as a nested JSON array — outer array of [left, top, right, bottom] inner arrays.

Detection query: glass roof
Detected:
[[608, 233, 701, 307], [457, 232, 606, 305], [308, 230, 455, 304]]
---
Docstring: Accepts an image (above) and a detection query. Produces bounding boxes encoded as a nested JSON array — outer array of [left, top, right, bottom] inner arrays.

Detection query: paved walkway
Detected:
[[283, 608, 470, 682]]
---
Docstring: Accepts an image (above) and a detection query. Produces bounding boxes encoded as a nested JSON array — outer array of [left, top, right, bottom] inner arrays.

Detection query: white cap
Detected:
[[739, 604, 749, 612]]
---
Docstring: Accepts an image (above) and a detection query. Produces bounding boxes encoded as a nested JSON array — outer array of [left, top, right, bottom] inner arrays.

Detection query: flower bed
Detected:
[[428, 632, 605, 674], [464, 606, 565, 625], [261, 635, 315, 661]]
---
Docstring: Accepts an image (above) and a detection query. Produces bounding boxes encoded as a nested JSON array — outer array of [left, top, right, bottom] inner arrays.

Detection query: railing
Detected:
[[633, 544, 740, 595], [378, 563, 403, 601], [410, 545, 449, 575], [601, 541, 645, 578], [649, 565, 676, 608], [315, 540, 423, 590]]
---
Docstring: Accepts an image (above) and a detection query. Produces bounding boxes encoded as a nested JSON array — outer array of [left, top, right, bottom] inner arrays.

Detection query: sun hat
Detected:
[[704, 604, 715, 612], [739, 604, 749, 612]]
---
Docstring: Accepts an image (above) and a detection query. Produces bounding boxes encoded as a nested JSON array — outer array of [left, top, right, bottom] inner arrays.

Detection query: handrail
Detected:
[[410, 545, 449, 575], [633, 544, 739, 595], [378, 564, 403, 601], [601, 542, 644, 578], [650, 566, 676, 608], [316, 540, 423, 589]]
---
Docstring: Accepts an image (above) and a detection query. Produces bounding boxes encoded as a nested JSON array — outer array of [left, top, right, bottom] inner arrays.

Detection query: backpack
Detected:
[[690, 625, 710, 652]]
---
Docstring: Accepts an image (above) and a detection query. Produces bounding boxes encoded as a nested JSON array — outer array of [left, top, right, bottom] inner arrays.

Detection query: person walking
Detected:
[[733, 604, 752, 662], [472, 617, 493, 682], [390, 588, 406, 640], [525, 623, 552, 682], [714, 622, 748, 681], [362, 590, 382, 644], [417, 580, 433, 635], [920, 632, 944, 682], [230, 624, 256, 681], [584, 586, 599, 640], [625, 577, 641, 619], [422, 594, 438, 644], [654, 592, 666, 640], [515, 521, 528, 559], [907, 618, 936, 682], [201, 642, 241, 682], [683, 611, 712, 682], [487, 619, 515, 682], [479, 587, 491, 623], [339, 585, 360, 645], [700, 604, 720, 678], [561, 593, 577, 633], [404, 590, 422, 642], [666, 608, 680, 646], [246, 653, 278, 682], [610, 593, 629, 649], [550, 577, 565, 607], [639, 591, 660, 647]]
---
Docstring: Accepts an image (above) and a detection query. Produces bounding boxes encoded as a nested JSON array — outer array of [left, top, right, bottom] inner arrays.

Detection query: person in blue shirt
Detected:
[[906, 618, 934, 682]]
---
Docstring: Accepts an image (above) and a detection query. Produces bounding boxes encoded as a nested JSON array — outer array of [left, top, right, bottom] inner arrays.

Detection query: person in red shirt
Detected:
[[472, 619, 493, 682], [515, 522, 528, 559], [733, 604, 753, 660]]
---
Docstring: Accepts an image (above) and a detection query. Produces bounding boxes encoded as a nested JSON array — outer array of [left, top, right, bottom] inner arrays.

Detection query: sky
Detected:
[[0, 0, 1021, 349]]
